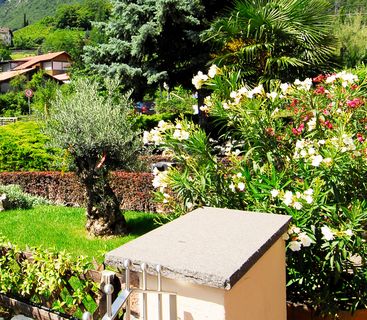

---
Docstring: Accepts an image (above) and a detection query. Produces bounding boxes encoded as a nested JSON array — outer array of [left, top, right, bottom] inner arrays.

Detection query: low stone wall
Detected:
[[0, 171, 156, 212]]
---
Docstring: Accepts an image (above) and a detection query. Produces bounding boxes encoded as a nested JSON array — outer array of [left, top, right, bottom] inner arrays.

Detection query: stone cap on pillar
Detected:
[[105, 207, 291, 290]]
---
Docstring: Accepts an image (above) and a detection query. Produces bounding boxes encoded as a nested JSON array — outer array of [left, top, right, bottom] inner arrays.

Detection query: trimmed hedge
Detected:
[[0, 171, 156, 212]]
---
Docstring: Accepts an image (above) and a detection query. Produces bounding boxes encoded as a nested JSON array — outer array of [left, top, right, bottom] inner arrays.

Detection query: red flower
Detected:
[[265, 127, 275, 136], [324, 121, 333, 129], [313, 74, 325, 83], [357, 133, 364, 143], [351, 84, 358, 91], [290, 99, 299, 107], [314, 86, 326, 95]]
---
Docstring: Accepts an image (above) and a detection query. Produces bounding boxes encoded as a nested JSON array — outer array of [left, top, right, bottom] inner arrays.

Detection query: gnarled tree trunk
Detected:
[[76, 157, 128, 237]]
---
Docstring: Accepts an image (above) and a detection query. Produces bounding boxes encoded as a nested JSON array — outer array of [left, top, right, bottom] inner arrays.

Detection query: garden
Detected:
[[1, 0, 367, 319]]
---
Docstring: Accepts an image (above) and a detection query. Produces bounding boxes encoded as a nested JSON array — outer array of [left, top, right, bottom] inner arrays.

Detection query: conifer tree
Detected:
[[83, 0, 226, 98]]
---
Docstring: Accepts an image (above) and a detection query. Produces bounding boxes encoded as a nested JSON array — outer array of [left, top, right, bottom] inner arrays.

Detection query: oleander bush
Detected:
[[145, 65, 367, 316]]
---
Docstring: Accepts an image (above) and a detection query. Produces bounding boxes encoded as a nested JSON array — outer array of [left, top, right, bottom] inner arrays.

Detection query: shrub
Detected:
[[0, 121, 65, 172], [0, 92, 28, 116], [154, 86, 196, 114], [0, 184, 50, 210], [334, 13, 367, 68], [146, 65, 367, 315], [0, 240, 97, 317]]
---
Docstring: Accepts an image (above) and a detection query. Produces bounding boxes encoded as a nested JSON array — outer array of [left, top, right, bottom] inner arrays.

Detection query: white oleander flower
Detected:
[[308, 118, 317, 131], [311, 155, 323, 167], [345, 229, 353, 237], [296, 140, 305, 149], [143, 131, 150, 144], [298, 232, 313, 247], [323, 157, 332, 165], [304, 195, 313, 204], [289, 241, 301, 251], [192, 71, 208, 89], [270, 189, 279, 198], [321, 226, 335, 241], [266, 91, 278, 100], [304, 189, 314, 195], [283, 191, 293, 206], [293, 202, 303, 210], [289, 225, 301, 234], [237, 182, 245, 191], [308, 147, 316, 155], [280, 83, 290, 94], [208, 64, 219, 78]]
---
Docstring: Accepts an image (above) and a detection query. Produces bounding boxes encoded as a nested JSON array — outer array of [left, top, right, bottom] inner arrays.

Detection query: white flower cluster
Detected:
[[229, 172, 246, 192], [271, 188, 314, 210], [337, 134, 357, 153], [294, 139, 332, 167], [172, 123, 190, 140], [152, 167, 169, 192], [325, 71, 358, 87], [283, 225, 314, 251], [321, 225, 353, 241], [143, 121, 191, 145], [143, 120, 173, 145], [294, 78, 313, 91], [220, 84, 265, 110], [192, 65, 219, 89]]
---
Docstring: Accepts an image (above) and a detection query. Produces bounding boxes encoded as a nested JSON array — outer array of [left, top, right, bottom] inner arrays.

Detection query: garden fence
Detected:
[[0, 117, 17, 126]]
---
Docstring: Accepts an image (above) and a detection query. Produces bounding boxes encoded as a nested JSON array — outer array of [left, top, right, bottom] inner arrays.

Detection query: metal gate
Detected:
[[83, 260, 177, 320]]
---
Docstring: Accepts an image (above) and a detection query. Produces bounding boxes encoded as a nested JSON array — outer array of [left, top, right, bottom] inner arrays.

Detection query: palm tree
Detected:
[[203, 0, 336, 84]]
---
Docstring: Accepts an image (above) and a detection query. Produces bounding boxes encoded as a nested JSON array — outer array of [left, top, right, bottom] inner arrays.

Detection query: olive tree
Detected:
[[45, 78, 141, 236]]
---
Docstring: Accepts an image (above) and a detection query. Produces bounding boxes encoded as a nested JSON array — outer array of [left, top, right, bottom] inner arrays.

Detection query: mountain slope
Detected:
[[0, 0, 82, 29]]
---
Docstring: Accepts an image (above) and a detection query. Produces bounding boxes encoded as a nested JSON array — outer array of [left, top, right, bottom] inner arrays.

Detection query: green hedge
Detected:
[[0, 121, 64, 172]]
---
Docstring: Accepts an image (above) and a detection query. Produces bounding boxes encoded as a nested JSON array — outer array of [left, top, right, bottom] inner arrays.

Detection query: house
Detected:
[[0, 27, 13, 46], [0, 51, 72, 93]]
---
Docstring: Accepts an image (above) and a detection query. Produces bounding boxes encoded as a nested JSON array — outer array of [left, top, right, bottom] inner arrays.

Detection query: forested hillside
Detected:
[[0, 0, 82, 29]]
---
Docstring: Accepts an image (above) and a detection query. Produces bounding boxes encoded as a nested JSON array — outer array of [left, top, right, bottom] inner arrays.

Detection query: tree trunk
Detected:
[[76, 158, 128, 237]]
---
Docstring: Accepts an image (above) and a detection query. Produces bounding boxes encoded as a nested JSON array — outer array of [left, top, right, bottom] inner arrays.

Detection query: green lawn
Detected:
[[0, 205, 158, 262]]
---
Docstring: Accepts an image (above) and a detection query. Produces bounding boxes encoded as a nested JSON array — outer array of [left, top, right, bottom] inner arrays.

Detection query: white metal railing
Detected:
[[0, 117, 17, 126], [83, 260, 177, 320]]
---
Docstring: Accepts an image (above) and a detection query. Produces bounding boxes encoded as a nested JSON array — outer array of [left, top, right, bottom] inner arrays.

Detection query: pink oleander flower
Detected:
[[346, 98, 363, 109], [292, 123, 304, 136]]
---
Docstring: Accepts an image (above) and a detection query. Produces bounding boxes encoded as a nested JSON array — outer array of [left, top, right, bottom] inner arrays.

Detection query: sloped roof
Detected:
[[51, 73, 70, 82], [13, 51, 70, 71], [0, 68, 35, 82]]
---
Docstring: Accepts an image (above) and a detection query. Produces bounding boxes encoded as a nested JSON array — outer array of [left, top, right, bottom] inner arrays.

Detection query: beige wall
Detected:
[[143, 275, 225, 320], [139, 238, 286, 320], [224, 238, 287, 320]]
